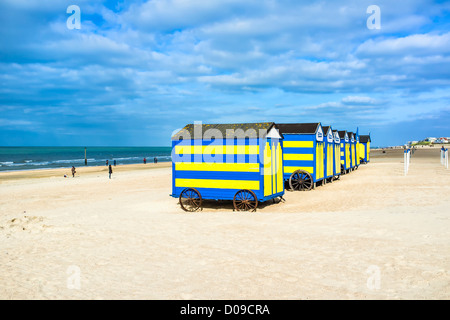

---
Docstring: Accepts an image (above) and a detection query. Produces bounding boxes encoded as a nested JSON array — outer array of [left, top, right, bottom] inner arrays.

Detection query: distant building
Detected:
[[424, 137, 437, 143]]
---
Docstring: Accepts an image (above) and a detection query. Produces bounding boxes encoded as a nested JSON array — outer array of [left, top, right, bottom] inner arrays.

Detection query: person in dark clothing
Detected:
[[114, 159, 116, 166], [109, 165, 113, 179], [106, 160, 109, 166], [154, 157, 157, 164], [144, 157, 147, 164], [71, 166, 76, 178]]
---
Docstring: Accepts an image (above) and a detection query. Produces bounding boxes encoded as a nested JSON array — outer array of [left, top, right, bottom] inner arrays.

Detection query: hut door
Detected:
[[263, 139, 283, 197], [316, 142, 324, 180]]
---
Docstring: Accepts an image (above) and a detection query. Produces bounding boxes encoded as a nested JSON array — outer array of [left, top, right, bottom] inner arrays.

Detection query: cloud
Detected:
[[0, 0, 449, 147], [357, 32, 450, 56], [341, 96, 379, 105]]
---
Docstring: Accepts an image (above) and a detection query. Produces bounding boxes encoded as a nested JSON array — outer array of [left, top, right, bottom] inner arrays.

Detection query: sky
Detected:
[[0, 0, 449, 147]]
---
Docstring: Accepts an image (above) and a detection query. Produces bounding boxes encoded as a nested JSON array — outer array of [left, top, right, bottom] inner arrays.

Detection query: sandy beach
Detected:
[[0, 149, 449, 299]]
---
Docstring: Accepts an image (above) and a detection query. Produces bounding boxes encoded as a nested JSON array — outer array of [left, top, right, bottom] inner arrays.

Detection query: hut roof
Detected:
[[360, 135, 371, 143], [338, 130, 347, 139], [277, 123, 321, 134], [172, 122, 282, 140], [322, 126, 332, 134]]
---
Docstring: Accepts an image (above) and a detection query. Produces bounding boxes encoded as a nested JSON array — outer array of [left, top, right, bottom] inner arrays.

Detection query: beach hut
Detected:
[[332, 130, 341, 180], [171, 122, 285, 212], [338, 130, 351, 174], [355, 129, 361, 166], [347, 131, 357, 171], [277, 123, 325, 190], [322, 126, 335, 183], [359, 134, 371, 163]]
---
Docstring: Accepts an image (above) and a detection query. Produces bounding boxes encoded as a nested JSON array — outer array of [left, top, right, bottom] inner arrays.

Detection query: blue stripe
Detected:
[[283, 160, 315, 166], [282, 135, 314, 141], [282, 147, 315, 154]]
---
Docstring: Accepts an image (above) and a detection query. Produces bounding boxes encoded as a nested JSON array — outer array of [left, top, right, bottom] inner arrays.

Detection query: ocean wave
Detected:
[[53, 159, 91, 164], [106, 156, 142, 161]]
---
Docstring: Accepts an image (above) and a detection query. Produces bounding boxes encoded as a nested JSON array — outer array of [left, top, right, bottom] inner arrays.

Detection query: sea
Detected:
[[0, 147, 172, 172]]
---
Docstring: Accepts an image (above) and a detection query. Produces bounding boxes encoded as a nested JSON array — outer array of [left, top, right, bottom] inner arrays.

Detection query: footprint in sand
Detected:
[[1, 215, 49, 234]]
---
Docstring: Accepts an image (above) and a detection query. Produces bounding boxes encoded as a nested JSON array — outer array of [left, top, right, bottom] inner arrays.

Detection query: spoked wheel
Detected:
[[233, 189, 258, 212], [289, 170, 313, 191], [179, 188, 202, 212]]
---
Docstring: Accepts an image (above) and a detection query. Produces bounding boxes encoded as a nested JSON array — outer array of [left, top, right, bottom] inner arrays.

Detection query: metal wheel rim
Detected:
[[233, 189, 258, 212], [289, 170, 313, 191]]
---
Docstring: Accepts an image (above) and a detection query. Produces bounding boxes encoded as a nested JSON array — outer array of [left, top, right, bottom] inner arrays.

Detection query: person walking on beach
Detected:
[[71, 166, 76, 178], [106, 160, 109, 166], [154, 157, 157, 164], [144, 157, 147, 164], [109, 165, 113, 179], [114, 159, 116, 166]]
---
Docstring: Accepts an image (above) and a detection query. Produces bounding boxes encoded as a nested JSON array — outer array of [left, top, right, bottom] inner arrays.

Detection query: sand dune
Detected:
[[0, 149, 449, 299]]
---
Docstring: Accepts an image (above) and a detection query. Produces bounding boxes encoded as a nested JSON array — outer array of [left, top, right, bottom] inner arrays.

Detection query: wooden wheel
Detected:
[[179, 188, 202, 212], [233, 189, 258, 212], [289, 170, 313, 191]]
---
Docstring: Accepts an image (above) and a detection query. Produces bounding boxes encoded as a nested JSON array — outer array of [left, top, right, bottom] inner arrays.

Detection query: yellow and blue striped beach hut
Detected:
[[355, 129, 361, 166], [322, 126, 335, 183], [171, 122, 285, 211], [338, 130, 351, 174], [277, 123, 325, 190], [359, 135, 371, 163], [332, 130, 341, 180], [348, 131, 357, 171]]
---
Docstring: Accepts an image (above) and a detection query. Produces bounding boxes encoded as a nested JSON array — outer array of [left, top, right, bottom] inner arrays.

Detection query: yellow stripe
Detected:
[[283, 153, 313, 161], [272, 141, 276, 195], [284, 166, 314, 174], [175, 145, 259, 155], [175, 162, 259, 172], [283, 141, 313, 148], [277, 142, 283, 193], [264, 142, 271, 197], [175, 178, 260, 190]]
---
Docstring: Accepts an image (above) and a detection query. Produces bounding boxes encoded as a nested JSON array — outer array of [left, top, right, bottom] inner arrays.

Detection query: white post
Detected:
[[446, 149, 448, 169], [407, 149, 410, 173], [441, 149, 444, 165], [404, 150, 407, 176]]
